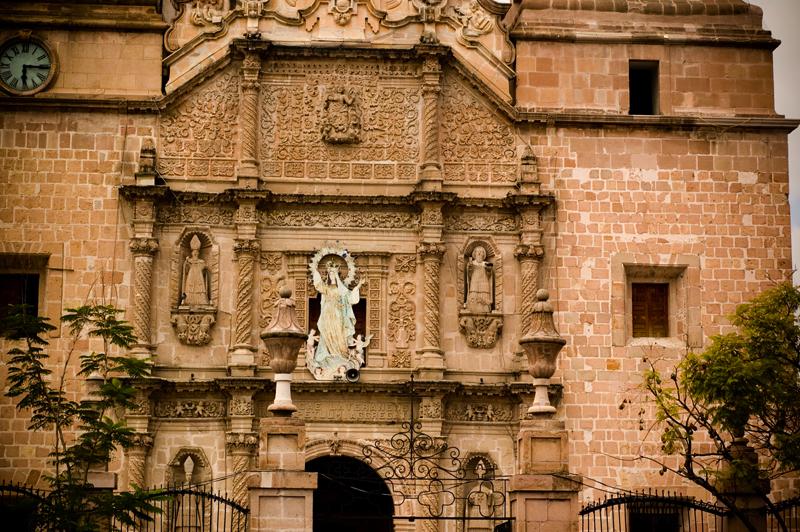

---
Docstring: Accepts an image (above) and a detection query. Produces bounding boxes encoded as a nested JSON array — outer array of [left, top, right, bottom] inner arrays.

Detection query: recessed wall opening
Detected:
[[629, 60, 659, 115]]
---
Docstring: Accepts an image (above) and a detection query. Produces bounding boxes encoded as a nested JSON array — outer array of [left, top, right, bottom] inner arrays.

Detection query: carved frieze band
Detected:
[[154, 400, 227, 418], [259, 207, 419, 229]]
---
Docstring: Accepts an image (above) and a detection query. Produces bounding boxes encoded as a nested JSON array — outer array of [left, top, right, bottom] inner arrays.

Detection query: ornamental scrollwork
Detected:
[[190, 0, 226, 25], [458, 313, 503, 349], [260, 208, 418, 229], [229, 398, 254, 416]]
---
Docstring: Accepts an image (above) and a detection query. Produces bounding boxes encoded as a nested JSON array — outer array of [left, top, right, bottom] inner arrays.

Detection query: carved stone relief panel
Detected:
[[440, 70, 516, 184], [155, 399, 227, 418], [158, 69, 239, 180], [169, 228, 219, 346], [157, 203, 236, 226], [388, 254, 417, 368], [259, 251, 285, 333], [444, 398, 514, 422], [444, 210, 517, 233], [259, 59, 420, 181]]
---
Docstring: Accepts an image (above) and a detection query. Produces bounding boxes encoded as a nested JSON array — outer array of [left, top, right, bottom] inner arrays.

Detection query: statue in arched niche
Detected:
[[182, 235, 210, 306], [465, 245, 494, 313]]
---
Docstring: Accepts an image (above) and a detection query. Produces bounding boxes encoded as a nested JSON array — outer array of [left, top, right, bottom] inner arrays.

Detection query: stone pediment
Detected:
[[164, 0, 515, 104], [156, 50, 521, 191]]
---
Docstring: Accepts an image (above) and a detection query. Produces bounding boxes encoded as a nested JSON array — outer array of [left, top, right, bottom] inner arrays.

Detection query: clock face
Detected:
[[0, 38, 54, 95]]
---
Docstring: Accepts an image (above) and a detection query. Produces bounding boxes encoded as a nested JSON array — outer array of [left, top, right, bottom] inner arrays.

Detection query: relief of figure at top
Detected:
[[465, 245, 494, 313], [182, 235, 210, 306]]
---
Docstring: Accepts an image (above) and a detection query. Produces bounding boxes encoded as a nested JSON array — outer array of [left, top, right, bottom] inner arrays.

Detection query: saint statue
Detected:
[[311, 260, 363, 363], [465, 246, 493, 313], [182, 235, 209, 306]]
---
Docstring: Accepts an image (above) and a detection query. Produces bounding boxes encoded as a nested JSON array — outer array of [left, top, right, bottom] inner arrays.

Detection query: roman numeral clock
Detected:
[[0, 34, 57, 96]]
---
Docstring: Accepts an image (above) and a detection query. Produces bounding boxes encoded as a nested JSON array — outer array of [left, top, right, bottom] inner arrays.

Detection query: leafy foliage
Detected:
[[638, 282, 800, 532], [1, 304, 160, 531]]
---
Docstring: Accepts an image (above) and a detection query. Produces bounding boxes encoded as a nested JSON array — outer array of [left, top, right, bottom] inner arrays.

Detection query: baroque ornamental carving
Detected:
[[259, 60, 420, 181], [458, 239, 503, 348], [155, 400, 226, 418], [158, 71, 239, 180], [190, 0, 226, 25], [169, 229, 219, 346], [320, 87, 362, 143], [328, 0, 357, 25], [306, 247, 371, 381], [451, 0, 493, 44]]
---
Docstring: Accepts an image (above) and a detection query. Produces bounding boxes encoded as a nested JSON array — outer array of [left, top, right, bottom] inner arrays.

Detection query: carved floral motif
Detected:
[[388, 281, 415, 349], [444, 212, 517, 232], [394, 254, 416, 273], [155, 400, 226, 418], [328, 0, 358, 26], [158, 205, 236, 225], [420, 397, 443, 419], [229, 398, 254, 416]]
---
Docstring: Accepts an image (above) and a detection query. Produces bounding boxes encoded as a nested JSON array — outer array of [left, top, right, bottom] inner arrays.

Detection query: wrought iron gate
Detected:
[[359, 377, 514, 529]]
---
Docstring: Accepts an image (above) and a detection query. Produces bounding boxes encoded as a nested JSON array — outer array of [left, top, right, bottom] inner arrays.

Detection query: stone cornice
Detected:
[[510, 25, 778, 49], [515, 112, 800, 133], [0, 2, 168, 33], [0, 96, 160, 113]]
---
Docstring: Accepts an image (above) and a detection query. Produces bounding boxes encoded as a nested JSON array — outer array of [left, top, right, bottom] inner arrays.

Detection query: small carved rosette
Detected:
[[170, 230, 219, 346]]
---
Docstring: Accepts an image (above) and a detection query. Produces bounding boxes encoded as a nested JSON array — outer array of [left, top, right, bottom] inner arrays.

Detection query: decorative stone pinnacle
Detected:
[[519, 289, 566, 416], [260, 286, 307, 416]]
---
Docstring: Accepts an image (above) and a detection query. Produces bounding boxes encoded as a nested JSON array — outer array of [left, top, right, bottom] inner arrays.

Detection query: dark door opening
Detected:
[[306, 455, 394, 532]]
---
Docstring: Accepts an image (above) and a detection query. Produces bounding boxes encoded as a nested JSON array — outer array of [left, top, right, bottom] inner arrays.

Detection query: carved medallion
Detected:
[[320, 87, 362, 144]]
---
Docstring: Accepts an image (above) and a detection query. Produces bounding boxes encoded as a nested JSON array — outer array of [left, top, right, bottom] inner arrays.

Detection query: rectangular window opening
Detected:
[[0, 273, 40, 319], [629, 60, 659, 115], [631, 282, 668, 338]]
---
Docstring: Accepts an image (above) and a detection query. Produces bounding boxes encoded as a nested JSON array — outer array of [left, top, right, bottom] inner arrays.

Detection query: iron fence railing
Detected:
[[769, 496, 800, 532], [110, 486, 249, 532], [580, 491, 728, 532]]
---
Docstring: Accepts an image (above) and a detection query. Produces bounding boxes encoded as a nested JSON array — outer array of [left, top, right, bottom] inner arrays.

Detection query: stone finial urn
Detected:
[[260, 286, 307, 415], [518, 289, 566, 415]]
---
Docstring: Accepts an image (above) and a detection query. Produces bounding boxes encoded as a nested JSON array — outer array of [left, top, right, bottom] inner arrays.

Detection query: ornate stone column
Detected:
[[229, 196, 260, 375], [515, 243, 544, 336], [220, 381, 259, 507], [230, 240, 260, 375], [417, 241, 446, 378], [124, 384, 155, 489], [236, 45, 264, 189], [129, 236, 159, 358], [415, 46, 446, 191]]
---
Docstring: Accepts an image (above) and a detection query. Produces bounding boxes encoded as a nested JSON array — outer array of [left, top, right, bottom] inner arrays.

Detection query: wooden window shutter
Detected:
[[631, 283, 668, 337]]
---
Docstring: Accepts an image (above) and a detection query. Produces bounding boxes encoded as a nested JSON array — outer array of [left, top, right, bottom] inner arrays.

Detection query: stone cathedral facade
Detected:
[[0, 0, 796, 530]]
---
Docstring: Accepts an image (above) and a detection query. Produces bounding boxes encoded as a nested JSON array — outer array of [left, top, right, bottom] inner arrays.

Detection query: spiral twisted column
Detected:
[[226, 432, 258, 507], [238, 49, 262, 187], [417, 242, 445, 377], [126, 432, 153, 489], [230, 238, 260, 375], [129, 238, 159, 358], [417, 49, 444, 190]]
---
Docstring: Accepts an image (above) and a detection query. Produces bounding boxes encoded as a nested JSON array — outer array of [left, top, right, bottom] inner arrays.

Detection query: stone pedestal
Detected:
[[511, 419, 580, 532], [247, 470, 317, 532], [248, 416, 317, 532]]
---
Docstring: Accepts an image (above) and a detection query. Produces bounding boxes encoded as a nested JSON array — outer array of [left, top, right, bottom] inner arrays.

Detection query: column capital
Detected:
[[417, 241, 446, 258], [129, 237, 159, 256], [226, 431, 259, 454]]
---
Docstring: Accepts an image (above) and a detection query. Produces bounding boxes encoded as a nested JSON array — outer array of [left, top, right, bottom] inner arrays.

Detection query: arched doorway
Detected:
[[306, 455, 394, 532]]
